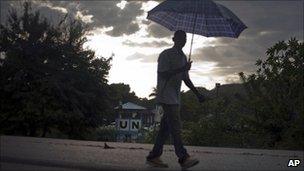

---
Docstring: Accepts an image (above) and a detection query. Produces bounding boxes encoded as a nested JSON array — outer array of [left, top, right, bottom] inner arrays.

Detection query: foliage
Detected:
[[180, 90, 253, 148], [95, 126, 117, 142], [144, 125, 159, 143], [0, 2, 112, 139], [109, 83, 155, 108], [239, 38, 304, 149], [109, 83, 140, 104]]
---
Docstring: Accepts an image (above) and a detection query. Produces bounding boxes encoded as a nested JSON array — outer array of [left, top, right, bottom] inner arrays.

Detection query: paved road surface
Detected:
[[1, 136, 303, 171]]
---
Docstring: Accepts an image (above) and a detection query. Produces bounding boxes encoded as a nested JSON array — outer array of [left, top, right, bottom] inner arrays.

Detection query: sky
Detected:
[[1, 0, 303, 98]]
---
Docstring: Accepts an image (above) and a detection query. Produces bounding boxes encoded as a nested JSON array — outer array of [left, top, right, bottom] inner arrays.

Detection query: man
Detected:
[[146, 30, 205, 169]]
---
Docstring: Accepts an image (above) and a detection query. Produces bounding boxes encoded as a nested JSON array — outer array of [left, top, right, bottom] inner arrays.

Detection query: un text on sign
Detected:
[[116, 119, 141, 132], [118, 119, 129, 131]]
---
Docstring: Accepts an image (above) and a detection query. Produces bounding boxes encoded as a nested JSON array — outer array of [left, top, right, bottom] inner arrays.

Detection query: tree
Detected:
[[0, 2, 112, 139], [109, 83, 139, 104], [148, 87, 157, 98], [239, 38, 304, 149]]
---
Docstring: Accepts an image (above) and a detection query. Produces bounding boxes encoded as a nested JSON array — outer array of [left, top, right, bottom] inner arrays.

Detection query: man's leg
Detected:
[[146, 110, 170, 159], [163, 104, 189, 163], [164, 104, 199, 169]]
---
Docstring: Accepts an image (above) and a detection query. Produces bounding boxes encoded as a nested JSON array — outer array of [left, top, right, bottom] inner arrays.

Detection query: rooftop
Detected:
[[114, 102, 147, 110]]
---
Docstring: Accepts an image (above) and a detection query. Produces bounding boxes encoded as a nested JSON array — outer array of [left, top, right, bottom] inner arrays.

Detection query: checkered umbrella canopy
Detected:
[[147, 0, 247, 59], [147, 0, 247, 38]]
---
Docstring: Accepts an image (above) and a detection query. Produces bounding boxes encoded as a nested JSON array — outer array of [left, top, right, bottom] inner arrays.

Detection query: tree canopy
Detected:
[[239, 38, 303, 149], [0, 2, 112, 139]]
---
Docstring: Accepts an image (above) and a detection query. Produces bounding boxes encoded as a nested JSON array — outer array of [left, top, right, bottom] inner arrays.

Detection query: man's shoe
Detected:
[[180, 156, 199, 169], [146, 157, 169, 168]]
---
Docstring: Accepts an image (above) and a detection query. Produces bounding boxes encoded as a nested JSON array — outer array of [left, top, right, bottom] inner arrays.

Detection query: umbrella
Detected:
[[147, 0, 247, 60]]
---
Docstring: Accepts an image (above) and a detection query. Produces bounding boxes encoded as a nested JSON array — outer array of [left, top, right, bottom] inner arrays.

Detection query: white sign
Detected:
[[116, 119, 141, 132], [117, 119, 129, 131], [130, 119, 141, 132]]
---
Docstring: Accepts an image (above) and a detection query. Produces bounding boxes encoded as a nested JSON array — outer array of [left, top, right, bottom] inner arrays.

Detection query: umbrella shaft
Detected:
[[188, 13, 198, 61], [189, 33, 195, 61]]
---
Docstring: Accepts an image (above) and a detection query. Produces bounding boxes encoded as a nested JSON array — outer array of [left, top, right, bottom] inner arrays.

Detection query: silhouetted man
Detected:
[[146, 30, 205, 169]]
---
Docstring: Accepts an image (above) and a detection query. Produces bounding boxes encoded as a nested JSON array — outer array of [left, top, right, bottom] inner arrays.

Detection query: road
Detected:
[[1, 136, 303, 171]]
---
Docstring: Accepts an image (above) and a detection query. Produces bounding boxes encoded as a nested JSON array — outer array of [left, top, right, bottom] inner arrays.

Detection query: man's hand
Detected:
[[183, 77, 206, 103], [183, 61, 192, 71], [197, 93, 205, 103]]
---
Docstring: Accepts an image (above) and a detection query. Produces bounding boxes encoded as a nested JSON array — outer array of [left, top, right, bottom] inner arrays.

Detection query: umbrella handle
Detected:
[[188, 13, 197, 62]]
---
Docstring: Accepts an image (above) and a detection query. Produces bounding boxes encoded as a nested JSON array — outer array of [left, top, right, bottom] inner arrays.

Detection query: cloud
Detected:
[[190, 1, 303, 79], [192, 38, 261, 78], [146, 23, 173, 38], [141, 19, 151, 25], [122, 40, 171, 47], [217, 1, 303, 40], [1, 1, 70, 25], [224, 74, 242, 84], [0, 1, 12, 23], [1, 1, 144, 36], [38, 2, 68, 14], [74, 1, 144, 36], [75, 11, 93, 24], [1, 1, 28, 24], [126, 52, 158, 63]]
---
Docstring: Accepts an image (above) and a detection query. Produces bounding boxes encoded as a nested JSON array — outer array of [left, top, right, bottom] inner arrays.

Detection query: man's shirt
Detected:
[[156, 47, 188, 105]]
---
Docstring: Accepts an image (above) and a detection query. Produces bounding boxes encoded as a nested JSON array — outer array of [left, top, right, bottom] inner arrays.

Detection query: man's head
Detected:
[[173, 30, 186, 49]]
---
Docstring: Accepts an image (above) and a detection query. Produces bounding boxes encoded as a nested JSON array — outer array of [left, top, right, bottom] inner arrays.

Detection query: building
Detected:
[[114, 102, 155, 142]]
